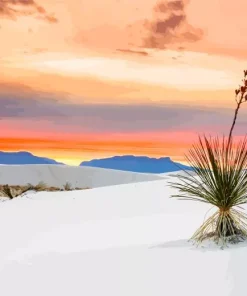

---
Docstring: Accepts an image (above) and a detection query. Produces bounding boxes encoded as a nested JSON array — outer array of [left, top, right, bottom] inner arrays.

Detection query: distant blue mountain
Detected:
[[0, 151, 64, 165], [80, 155, 193, 173]]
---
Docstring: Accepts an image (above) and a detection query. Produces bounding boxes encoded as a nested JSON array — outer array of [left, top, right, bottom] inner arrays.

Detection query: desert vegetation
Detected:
[[63, 181, 72, 191], [169, 70, 247, 247], [0, 181, 89, 199]]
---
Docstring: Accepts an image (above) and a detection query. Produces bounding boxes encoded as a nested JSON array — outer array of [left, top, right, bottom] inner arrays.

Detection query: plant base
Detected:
[[189, 208, 247, 247]]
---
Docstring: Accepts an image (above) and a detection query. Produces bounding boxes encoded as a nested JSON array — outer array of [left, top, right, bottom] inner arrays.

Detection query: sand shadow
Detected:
[[150, 238, 247, 252], [150, 239, 193, 249]]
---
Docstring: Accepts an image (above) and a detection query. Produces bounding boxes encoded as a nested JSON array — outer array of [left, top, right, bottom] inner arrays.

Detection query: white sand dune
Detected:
[[159, 169, 197, 177], [0, 164, 165, 188], [0, 177, 246, 296]]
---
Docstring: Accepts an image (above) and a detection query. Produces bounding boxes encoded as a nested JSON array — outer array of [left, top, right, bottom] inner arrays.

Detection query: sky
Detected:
[[0, 0, 247, 165]]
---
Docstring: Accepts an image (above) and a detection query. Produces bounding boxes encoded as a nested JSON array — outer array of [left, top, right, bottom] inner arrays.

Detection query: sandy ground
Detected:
[[0, 176, 246, 296]]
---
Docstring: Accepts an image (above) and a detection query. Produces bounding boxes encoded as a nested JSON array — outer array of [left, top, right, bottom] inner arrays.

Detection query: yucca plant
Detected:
[[169, 135, 247, 245], [169, 70, 247, 246]]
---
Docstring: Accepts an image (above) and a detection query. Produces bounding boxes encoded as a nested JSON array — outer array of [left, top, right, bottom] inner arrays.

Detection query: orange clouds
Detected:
[[116, 49, 149, 56], [2, 128, 247, 166], [0, 0, 58, 23], [142, 0, 203, 49], [0, 131, 199, 165]]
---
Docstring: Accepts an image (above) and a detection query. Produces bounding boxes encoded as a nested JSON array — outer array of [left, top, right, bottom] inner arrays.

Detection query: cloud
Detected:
[[36, 14, 58, 24], [31, 48, 47, 54], [0, 85, 239, 135], [116, 48, 149, 56], [142, 0, 203, 49], [0, 0, 58, 23], [18, 47, 48, 54], [0, 96, 65, 119], [167, 0, 184, 10]]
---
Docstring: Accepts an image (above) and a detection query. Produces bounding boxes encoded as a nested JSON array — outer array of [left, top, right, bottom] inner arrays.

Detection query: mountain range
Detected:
[[0, 152, 192, 173], [80, 155, 192, 173], [0, 151, 63, 165]]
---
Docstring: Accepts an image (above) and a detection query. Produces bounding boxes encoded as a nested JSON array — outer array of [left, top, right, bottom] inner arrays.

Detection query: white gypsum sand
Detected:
[[0, 176, 246, 296], [0, 164, 165, 188]]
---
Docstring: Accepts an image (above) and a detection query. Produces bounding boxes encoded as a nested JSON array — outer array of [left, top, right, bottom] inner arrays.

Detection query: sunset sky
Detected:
[[1, 0, 247, 165]]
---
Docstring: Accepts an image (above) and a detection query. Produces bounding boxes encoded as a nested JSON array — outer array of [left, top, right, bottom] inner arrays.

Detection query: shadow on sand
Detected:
[[150, 238, 247, 252]]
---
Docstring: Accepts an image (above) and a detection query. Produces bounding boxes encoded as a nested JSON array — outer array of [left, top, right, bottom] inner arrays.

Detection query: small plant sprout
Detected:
[[34, 181, 47, 191], [63, 181, 72, 191]]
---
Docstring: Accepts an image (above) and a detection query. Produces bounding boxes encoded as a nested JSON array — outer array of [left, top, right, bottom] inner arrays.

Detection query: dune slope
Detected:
[[0, 178, 246, 296], [0, 164, 164, 188]]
